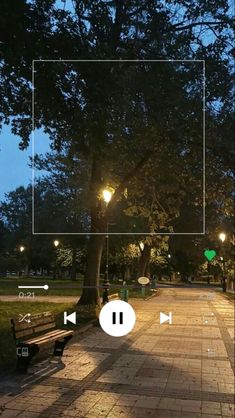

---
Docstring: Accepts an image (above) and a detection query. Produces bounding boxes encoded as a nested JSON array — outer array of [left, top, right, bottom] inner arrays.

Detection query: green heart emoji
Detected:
[[204, 249, 216, 261]]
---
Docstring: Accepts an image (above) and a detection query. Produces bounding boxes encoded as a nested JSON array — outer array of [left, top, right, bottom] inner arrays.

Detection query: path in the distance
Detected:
[[0, 288, 234, 417]]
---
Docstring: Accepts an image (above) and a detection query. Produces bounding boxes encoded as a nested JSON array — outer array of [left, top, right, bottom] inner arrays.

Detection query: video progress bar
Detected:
[[18, 285, 49, 290], [18, 284, 217, 290]]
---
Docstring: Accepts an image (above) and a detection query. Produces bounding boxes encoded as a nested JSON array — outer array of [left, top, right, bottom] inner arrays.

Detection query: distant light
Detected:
[[167, 254, 172, 259], [19, 246, 25, 252], [102, 189, 113, 204], [219, 233, 226, 243], [139, 242, 144, 251], [54, 240, 60, 247]]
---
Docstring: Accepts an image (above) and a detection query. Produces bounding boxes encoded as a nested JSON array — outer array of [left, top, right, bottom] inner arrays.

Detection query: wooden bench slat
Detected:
[[13, 318, 54, 331], [26, 329, 73, 346], [25, 329, 66, 344], [15, 328, 35, 339], [32, 322, 56, 333], [36, 331, 73, 346], [14, 322, 56, 340], [12, 314, 55, 332]]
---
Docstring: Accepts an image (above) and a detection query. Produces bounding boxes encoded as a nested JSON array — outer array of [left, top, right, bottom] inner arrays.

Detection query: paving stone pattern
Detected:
[[0, 288, 234, 417]]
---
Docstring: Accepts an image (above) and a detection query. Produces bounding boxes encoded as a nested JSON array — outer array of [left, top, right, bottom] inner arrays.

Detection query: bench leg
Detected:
[[53, 335, 73, 357], [16, 344, 39, 373]]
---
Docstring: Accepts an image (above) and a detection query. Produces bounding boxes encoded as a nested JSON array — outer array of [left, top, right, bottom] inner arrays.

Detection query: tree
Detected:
[[172, 249, 197, 280], [0, 186, 51, 273], [0, 180, 87, 275], [56, 245, 86, 279], [109, 241, 140, 281], [0, 0, 233, 306]]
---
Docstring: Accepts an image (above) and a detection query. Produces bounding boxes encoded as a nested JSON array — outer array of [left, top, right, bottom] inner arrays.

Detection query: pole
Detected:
[[207, 261, 210, 285], [221, 242, 226, 293], [102, 219, 109, 304]]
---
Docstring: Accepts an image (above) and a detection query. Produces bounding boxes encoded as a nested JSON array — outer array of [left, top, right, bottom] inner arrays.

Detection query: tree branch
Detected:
[[106, 152, 152, 217], [172, 20, 231, 32]]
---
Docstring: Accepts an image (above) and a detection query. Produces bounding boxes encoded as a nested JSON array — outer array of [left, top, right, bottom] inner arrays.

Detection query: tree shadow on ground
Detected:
[[0, 322, 210, 418]]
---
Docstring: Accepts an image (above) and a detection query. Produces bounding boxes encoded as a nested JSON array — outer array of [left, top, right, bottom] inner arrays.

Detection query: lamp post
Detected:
[[167, 254, 172, 281], [19, 245, 25, 276], [102, 189, 113, 304], [220, 257, 225, 273], [219, 233, 226, 292], [53, 240, 60, 279]]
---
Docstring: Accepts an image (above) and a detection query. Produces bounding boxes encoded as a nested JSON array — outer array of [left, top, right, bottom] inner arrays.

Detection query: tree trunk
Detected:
[[124, 265, 131, 281], [78, 234, 105, 305], [70, 247, 77, 280], [137, 245, 151, 278], [77, 156, 106, 307], [24, 264, 29, 277]]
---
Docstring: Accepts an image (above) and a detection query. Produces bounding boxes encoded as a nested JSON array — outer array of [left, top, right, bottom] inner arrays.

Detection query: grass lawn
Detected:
[[158, 280, 221, 286], [224, 291, 235, 302], [0, 301, 77, 372]]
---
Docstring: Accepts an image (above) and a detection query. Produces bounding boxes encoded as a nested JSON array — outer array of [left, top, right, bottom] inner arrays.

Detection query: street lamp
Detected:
[[219, 232, 226, 243], [19, 246, 26, 277], [167, 254, 172, 281], [218, 233, 226, 292], [53, 240, 60, 279], [102, 188, 114, 304], [102, 189, 113, 204]]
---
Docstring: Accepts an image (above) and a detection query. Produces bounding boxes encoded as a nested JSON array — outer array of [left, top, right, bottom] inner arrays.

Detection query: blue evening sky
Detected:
[[0, 125, 50, 201]]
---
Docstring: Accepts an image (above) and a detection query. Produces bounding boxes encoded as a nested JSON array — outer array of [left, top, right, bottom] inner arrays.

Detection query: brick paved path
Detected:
[[0, 288, 234, 417]]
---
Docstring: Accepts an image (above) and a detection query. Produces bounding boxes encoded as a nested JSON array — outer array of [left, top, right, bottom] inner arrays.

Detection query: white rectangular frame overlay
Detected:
[[32, 59, 206, 235]]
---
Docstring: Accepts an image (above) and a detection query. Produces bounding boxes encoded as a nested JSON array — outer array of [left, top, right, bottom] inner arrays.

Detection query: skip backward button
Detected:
[[64, 311, 76, 325]]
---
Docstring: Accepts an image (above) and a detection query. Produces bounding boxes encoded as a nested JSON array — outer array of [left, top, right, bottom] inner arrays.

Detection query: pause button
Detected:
[[99, 300, 136, 337]]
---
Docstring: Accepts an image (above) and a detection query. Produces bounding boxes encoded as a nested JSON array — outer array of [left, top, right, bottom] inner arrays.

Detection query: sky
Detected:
[[0, 125, 50, 201]]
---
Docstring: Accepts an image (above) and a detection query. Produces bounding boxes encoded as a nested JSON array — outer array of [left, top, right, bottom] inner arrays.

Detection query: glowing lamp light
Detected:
[[19, 246, 25, 252], [219, 233, 226, 243], [102, 189, 113, 204], [54, 240, 60, 247]]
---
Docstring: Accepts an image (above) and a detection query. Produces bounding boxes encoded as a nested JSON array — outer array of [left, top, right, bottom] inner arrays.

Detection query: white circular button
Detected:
[[99, 300, 136, 337]]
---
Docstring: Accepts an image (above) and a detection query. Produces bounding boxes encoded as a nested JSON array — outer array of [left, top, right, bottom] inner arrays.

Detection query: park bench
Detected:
[[11, 311, 74, 372]]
